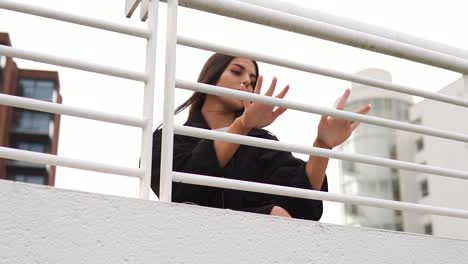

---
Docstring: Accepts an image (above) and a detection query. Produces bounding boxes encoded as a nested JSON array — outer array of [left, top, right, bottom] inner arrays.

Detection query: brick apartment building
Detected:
[[0, 32, 61, 186]]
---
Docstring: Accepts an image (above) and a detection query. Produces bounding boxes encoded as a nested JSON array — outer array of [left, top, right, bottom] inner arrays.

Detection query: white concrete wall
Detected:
[[399, 76, 468, 240], [1, 180, 468, 264]]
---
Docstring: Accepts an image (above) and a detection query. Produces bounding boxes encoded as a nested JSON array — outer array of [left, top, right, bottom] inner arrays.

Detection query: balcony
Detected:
[[1, 0, 468, 262]]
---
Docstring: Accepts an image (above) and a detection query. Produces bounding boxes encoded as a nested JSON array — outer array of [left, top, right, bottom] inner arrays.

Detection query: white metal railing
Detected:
[[0, 45, 147, 81], [237, 0, 468, 60], [178, 35, 468, 108], [0, 0, 149, 38], [0, 0, 159, 199], [2, 0, 468, 224], [169, 0, 468, 74], [155, 0, 468, 221], [177, 80, 468, 143]]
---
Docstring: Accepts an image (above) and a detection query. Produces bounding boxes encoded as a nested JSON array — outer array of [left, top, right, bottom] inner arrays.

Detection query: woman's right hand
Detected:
[[238, 75, 290, 130]]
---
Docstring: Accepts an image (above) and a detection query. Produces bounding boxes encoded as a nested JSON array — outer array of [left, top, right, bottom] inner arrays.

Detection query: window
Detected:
[[13, 110, 51, 133], [15, 142, 49, 153], [345, 204, 359, 216], [412, 117, 422, 125], [395, 223, 403, 231], [420, 179, 429, 197], [424, 223, 433, 235], [392, 177, 401, 200], [8, 173, 46, 185], [342, 160, 356, 173], [350, 204, 358, 215], [416, 138, 424, 151], [18, 79, 55, 101]]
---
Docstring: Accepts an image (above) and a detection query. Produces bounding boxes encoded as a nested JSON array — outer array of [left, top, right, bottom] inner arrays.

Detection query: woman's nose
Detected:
[[240, 83, 247, 91], [241, 80, 251, 89]]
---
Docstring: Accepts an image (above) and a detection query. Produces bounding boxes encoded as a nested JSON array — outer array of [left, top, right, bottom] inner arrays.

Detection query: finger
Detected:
[[354, 104, 372, 115], [272, 107, 288, 120], [320, 114, 328, 126], [350, 121, 360, 131], [275, 85, 289, 99], [254, 75, 263, 95], [336, 88, 351, 110], [243, 99, 250, 110], [265, 76, 277, 96]]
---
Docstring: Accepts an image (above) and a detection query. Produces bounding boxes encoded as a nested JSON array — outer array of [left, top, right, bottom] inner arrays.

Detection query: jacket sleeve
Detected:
[[151, 128, 221, 204], [259, 133, 328, 221]]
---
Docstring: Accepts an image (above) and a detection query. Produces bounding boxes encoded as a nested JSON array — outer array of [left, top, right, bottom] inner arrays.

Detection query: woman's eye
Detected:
[[231, 70, 241, 75]]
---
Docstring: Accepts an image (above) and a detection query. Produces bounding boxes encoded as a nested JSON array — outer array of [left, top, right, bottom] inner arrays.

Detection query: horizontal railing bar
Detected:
[[173, 172, 468, 219], [174, 125, 468, 181], [0, 93, 145, 128], [178, 35, 468, 108], [0, 147, 143, 178], [237, 0, 468, 60], [174, 0, 468, 74], [0, 0, 150, 38], [0, 45, 147, 82], [176, 80, 468, 143]]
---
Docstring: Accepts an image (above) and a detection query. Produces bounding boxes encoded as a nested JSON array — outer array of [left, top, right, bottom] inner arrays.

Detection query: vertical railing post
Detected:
[[139, 0, 159, 199], [464, 75, 468, 98], [160, 0, 178, 202]]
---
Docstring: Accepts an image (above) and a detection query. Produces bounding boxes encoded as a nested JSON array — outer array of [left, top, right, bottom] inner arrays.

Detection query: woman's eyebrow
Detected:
[[232, 63, 257, 79]]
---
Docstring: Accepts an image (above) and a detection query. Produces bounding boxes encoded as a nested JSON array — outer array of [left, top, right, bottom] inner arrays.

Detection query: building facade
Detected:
[[0, 32, 61, 186], [396, 76, 468, 240], [339, 68, 413, 231]]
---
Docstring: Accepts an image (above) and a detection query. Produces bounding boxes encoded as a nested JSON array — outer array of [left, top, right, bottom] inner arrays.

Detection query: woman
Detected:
[[151, 53, 371, 220]]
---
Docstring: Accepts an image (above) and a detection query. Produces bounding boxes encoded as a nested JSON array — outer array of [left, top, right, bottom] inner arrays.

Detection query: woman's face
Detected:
[[214, 57, 257, 111]]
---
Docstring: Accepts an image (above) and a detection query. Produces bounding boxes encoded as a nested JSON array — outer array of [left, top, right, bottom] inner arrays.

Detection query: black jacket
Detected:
[[151, 109, 328, 221]]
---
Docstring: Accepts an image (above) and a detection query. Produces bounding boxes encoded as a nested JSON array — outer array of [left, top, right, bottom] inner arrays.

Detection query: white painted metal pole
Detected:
[[176, 80, 468, 143], [159, 0, 179, 202], [0, 0, 149, 38], [173, 172, 468, 219], [0, 45, 147, 82], [174, 0, 468, 74], [236, 0, 468, 60], [0, 147, 143, 178], [139, 0, 159, 199], [464, 75, 468, 98], [178, 35, 468, 108], [174, 126, 468, 181], [0, 93, 145, 128]]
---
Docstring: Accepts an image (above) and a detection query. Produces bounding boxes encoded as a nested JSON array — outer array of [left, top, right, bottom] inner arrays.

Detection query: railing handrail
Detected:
[[0, 146, 144, 177], [176, 80, 468, 144], [158, 0, 468, 222], [173, 172, 468, 219], [0, 93, 145, 128], [0, 45, 147, 82], [174, 125, 468, 181], [1, 0, 467, 223], [0, 0, 150, 38], [236, 0, 468, 60], [0, 0, 160, 199], [172, 0, 468, 74], [178, 35, 468, 108]]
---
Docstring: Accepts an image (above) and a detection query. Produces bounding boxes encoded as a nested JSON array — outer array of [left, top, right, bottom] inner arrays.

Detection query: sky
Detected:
[[1, 0, 467, 225]]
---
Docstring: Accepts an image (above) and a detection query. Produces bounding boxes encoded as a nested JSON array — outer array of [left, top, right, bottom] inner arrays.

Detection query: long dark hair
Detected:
[[157, 53, 259, 129]]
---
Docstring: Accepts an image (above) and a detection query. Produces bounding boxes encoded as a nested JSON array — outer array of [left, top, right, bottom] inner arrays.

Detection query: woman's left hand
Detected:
[[316, 89, 371, 149]]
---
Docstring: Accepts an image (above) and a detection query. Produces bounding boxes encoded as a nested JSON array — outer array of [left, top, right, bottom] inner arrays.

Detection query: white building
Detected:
[[339, 68, 413, 231], [396, 76, 468, 240], [340, 69, 468, 240]]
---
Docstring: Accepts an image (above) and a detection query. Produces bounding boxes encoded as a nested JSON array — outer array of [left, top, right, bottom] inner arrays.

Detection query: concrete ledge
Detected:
[[0, 179, 467, 263]]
